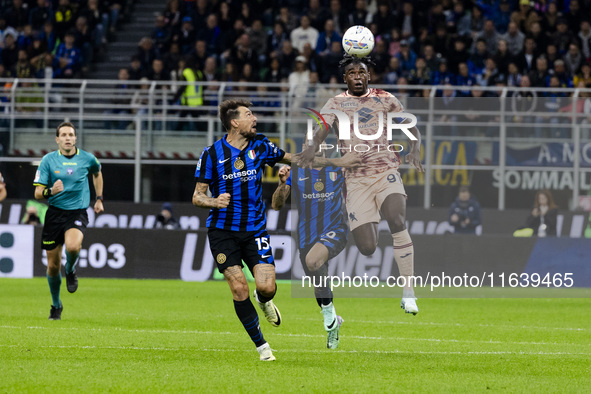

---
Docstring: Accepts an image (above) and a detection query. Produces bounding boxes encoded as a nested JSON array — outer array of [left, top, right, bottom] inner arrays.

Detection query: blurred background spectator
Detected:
[[449, 186, 481, 235]]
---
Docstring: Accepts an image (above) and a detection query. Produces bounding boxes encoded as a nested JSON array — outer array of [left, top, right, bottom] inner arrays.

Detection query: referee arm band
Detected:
[[42, 187, 52, 199]]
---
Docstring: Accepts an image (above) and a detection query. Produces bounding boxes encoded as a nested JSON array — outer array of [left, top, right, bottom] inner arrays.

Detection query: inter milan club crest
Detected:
[[216, 253, 227, 264], [234, 158, 244, 170], [329, 172, 337, 182], [314, 181, 324, 191]]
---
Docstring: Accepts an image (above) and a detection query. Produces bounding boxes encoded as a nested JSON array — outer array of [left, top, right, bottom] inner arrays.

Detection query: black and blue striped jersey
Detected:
[[195, 134, 285, 232], [287, 166, 347, 249]]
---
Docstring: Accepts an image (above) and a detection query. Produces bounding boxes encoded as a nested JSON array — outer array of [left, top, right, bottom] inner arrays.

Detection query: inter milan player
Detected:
[[33, 122, 104, 320], [298, 55, 425, 315], [193, 99, 297, 361], [272, 149, 356, 349]]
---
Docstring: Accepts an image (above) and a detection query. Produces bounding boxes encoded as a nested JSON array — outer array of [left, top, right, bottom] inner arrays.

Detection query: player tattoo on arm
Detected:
[[272, 165, 291, 210], [192, 182, 230, 209]]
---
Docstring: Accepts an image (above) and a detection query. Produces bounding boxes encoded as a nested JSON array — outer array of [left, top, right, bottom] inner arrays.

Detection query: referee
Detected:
[[33, 122, 104, 320]]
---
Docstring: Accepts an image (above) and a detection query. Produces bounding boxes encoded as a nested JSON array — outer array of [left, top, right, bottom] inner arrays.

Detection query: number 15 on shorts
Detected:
[[255, 236, 272, 260]]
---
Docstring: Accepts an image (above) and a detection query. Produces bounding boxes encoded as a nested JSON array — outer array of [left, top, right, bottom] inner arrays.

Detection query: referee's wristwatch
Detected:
[[96, 195, 104, 202]]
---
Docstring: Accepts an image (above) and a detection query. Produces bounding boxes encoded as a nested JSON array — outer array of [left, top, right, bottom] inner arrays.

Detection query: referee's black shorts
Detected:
[[41, 206, 88, 250]]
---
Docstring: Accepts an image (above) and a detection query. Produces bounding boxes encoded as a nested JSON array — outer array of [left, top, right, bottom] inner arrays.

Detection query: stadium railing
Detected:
[[0, 78, 589, 209]]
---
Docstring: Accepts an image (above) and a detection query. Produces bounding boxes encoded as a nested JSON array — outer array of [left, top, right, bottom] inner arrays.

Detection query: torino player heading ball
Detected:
[[299, 54, 425, 314]]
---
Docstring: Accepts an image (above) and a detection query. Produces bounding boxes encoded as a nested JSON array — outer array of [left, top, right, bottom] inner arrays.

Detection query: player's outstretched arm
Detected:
[[272, 166, 291, 210], [405, 125, 424, 173], [297, 124, 331, 168], [311, 152, 362, 168], [92, 171, 104, 214], [192, 182, 230, 209]]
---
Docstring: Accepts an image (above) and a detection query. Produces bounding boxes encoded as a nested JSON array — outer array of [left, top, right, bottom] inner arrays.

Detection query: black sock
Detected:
[[316, 297, 334, 308], [234, 298, 266, 347], [255, 284, 276, 304]]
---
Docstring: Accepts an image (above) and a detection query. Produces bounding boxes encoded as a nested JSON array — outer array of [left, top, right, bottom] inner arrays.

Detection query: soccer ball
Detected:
[[342, 25, 375, 58]]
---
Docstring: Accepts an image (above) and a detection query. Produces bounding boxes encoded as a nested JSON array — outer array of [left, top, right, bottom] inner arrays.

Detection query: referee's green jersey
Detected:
[[33, 148, 101, 210]]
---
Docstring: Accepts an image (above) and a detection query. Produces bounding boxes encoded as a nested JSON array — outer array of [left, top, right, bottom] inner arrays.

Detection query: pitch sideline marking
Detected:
[[0, 325, 589, 348]]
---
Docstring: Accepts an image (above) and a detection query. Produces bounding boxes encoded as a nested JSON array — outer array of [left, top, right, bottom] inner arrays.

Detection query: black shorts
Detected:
[[299, 222, 349, 268], [41, 206, 88, 250], [208, 228, 275, 274]]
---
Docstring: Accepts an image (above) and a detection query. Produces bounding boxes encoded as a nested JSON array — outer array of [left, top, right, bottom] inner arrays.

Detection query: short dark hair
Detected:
[[459, 186, 470, 193], [339, 54, 376, 74], [56, 121, 76, 137], [219, 99, 252, 131]]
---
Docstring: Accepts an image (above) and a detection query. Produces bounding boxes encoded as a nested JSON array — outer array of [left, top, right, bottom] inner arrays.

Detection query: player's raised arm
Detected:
[[297, 123, 331, 168], [311, 153, 362, 168], [272, 166, 291, 210], [192, 182, 230, 209], [404, 123, 424, 173]]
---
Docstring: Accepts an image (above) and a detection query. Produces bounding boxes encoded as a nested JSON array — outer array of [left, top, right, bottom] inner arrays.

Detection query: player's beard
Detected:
[[240, 125, 257, 139]]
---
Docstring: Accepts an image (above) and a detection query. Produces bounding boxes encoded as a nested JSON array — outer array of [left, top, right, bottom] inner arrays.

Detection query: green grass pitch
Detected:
[[1, 278, 590, 392]]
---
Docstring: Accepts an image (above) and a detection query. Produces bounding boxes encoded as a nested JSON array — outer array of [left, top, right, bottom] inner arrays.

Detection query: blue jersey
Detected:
[[33, 148, 101, 210], [195, 134, 285, 232], [287, 166, 347, 249]]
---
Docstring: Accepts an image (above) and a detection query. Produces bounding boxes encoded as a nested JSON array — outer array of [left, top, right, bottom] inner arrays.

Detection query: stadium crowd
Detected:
[[119, 0, 591, 96], [0, 0, 132, 79]]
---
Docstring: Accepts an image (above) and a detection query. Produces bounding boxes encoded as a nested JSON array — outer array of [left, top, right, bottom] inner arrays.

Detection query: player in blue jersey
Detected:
[[271, 150, 357, 349], [33, 122, 104, 320], [192, 99, 296, 361]]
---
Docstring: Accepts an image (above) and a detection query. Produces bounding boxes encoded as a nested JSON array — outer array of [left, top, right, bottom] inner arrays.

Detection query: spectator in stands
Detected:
[[512, 0, 537, 33], [432, 58, 455, 86], [7, 0, 29, 31], [520, 190, 558, 237], [476, 20, 500, 55], [383, 56, 401, 85], [229, 33, 256, 75], [127, 55, 146, 80], [553, 59, 573, 88], [79, 0, 108, 51], [263, 57, 284, 85], [545, 43, 559, 67], [152, 14, 171, 53], [433, 23, 451, 56], [30, 0, 53, 32], [455, 62, 476, 96], [397, 1, 421, 40], [449, 0, 471, 38], [529, 21, 548, 52], [506, 62, 521, 87], [327, 0, 348, 35], [468, 38, 488, 76], [578, 20, 591, 60], [564, 43, 583, 76], [448, 37, 470, 75], [515, 36, 538, 74], [147, 58, 169, 84], [574, 61, 591, 86], [0, 15, 17, 45], [306, 0, 330, 31], [107, 0, 124, 34], [192, 0, 210, 29], [239, 2, 253, 27], [530, 56, 550, 87], [164, 0, 182, 32], [202, 56, 218, 81], [18, 24, 36, 50], [291, 15, 318, 53], [542, 2, 560, 35], [502, 22, 525, 57], [174, 16, 196, 55], [301, 42, 319, 73], [449, 186, 481, 235], [222, 18, 245, 58], [105, 67, 131, 129], [267, 21, 287, 59], [277, 39, 297, 78], [494, 39, 512, 75], [289, 55, 310, 110], [407, 57, 431, 86], [476, 57, 498, 86], [216, 1, 233, 33], [41, 21, 58, 54], [470, 4, 485, 36], [276, 7, 297, 34], [553, 19, 576, 56], [566, 0, 584, 30], [155, 202, 179, 230], [54, 0, 75, 39], [53, 30, 82, 78], [136, 37, 158, 71], [1, 32, 18, 70], [164, 42, 181, 76], [248, 19, 267, 63], [173, 57, 203, 131], [396, 39, 417, 73], [316, 19, 340, 56], [198, 14, 222, 55], [73, 16, 93, 73], [15, 49, 34, 78], [491, 0, 512, 34]]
